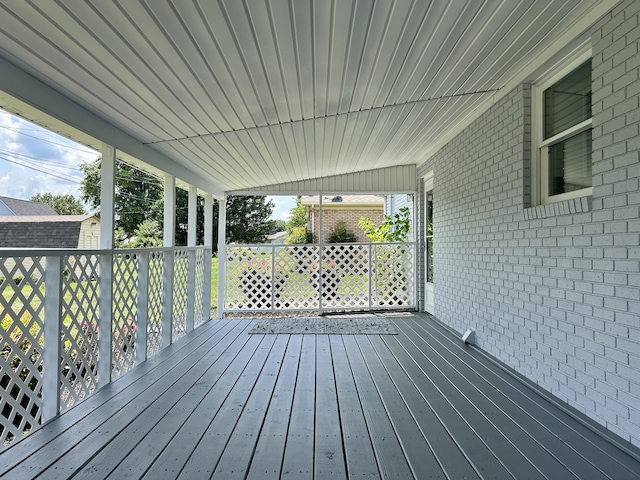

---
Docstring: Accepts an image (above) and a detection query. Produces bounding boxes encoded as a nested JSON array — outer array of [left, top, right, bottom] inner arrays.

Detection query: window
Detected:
[[534, 56, 593, 204]]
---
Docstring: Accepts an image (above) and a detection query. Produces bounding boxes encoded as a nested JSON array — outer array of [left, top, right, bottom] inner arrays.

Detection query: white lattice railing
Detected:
[[0, 246, 212, 446], [224, 242, 416, 313]]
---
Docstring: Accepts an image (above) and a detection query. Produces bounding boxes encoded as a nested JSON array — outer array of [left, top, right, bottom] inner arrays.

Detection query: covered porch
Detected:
[[1, 0, 640, 475], [2, 312, 639, 479]]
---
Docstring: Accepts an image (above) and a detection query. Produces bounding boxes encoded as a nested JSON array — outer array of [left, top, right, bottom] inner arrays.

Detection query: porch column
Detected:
[[216, 194, 227, 319], [185, 186, 197, 332], [318, 194, 324, 311], [97, 144, 115, 386], [203, 194, 213, 320], [162, 174, 175, 347]]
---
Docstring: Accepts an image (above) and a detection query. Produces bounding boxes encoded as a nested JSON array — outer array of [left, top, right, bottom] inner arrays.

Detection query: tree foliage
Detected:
[[79, 159, 162, 237], [285, 196, 312, 243], [30, 192, 85, 215], [359, 207, 411, 242], [79, 158, 274, 249], [327, 220, 357, 243], [212, 195, 274, 249], [127, 220, 164, 248]]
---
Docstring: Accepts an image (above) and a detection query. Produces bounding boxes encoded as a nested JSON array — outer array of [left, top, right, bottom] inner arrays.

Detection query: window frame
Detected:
[[532, 47, 593, 205]]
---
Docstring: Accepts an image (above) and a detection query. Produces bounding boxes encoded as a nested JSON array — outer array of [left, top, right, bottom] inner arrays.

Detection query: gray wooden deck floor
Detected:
[[1, 313, 639, 479]]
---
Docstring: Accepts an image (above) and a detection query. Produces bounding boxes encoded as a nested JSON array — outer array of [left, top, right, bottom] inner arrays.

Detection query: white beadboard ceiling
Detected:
[[0, 0, 618, 196]]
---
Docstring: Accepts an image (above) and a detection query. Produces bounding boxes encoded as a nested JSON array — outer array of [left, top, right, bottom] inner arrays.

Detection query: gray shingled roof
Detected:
[[0, 215, 93, 248], [0, 196, 58, 216]]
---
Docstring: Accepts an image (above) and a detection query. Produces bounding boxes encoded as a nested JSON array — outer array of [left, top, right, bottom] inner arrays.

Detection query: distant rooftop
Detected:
[[0, 196, 58, 216]]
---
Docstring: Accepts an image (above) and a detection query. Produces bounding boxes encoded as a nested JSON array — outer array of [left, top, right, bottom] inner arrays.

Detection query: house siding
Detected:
[[417, 0, 640, 447]]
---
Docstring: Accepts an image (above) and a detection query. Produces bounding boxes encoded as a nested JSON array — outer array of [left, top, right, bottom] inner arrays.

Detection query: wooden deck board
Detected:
[[1, 314, 639, 480], [400, 319, 616, 480], [246, 335, 302, 480], [329, 335, 380, 478], [314, 334, 348, 478], [280, 335, 316, 478], [413, 317, 640, 478]]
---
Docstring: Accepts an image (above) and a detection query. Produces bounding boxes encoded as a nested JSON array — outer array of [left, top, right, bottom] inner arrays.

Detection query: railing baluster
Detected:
[[136, 251, 149, 362], [43, 255, 63, 422], [98, 252, 113, 386], [186, 249, 196, 332], [202, 247, 212, 321], [161, 249, 174, 347]]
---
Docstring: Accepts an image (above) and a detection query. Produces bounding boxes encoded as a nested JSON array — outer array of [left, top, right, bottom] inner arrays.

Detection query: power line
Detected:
[[0, 123, 99, 155]]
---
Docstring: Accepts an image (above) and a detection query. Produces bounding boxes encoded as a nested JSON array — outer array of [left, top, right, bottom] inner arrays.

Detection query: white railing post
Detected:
[[136, 251, 149, 362], [42, 255, 63, 421], [318, 195, 324, 313], [368, 244, 373, 308], [97, 252, 113, 386], [97, 143, 116, 386], [163, 175, 176, 346], [185, 186, 197, 332], [217, 194, 227, 319], [203, 194, 213, 321], [186, 248, 196, 332]]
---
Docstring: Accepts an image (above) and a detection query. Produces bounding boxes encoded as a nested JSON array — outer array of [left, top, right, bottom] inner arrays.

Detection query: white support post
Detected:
[[98, 144, 115, 387], [162, 175, 175, 347], [217, 195, 227, 319], [203, 194, 213, 321], [136, 251, 149, 362], [42, 255, 63, 422], [318, 194, 323, 312], [186, 186, 197, 332]]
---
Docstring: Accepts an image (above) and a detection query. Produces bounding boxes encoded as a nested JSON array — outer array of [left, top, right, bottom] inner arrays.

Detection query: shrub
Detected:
[[328, 220, 357, 243]]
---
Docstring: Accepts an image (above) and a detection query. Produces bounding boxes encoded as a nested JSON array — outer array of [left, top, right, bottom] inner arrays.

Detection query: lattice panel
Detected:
[[59, 255, 99, 411], [147, 251, 164, 357], [224, 243, 416, 313], [372, 244, 415, 307], [172, 249, 189, 340], [321, 245, 371, 308], [194, 249, 206, 327], [111, 254, 138, 379], [273, 245, 320, 310], [0, 257, 45, 446], [225, 246, 274, 310]]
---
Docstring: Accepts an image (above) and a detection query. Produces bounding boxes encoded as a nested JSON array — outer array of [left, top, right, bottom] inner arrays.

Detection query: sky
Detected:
[[0, 108, 295, 220]]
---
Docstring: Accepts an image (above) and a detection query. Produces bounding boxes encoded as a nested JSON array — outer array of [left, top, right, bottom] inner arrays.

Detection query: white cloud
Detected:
[[267, 195, 296, 221], [0, 109, 100, 201]]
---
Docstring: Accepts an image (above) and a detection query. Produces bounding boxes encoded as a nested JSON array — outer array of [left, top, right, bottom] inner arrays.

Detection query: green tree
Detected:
[[212, 195, 274, 249], [285, 197, 312, 243], [80, 159, 274, 249], [127, 219, 163, 248], [265, 219, 286, 233], [30, 192, 85, 215], [359, 207, 411, 242], [79, 159, 163, 238]]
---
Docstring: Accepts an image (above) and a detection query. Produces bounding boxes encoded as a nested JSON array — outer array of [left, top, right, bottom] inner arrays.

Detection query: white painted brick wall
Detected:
[[417, 0, 640, 447]]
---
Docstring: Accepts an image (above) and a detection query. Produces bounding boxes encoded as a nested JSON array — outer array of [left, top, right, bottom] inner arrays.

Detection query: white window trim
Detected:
[[532, 45, 592, 206]]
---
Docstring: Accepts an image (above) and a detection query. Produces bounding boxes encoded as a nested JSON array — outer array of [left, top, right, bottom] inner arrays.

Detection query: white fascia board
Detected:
[[0, 56, 224, 198]]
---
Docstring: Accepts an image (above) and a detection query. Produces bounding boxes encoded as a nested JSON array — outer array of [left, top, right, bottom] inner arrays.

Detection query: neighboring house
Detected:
[[0, 215, 100, 248], [266, 230, 287, 244], [0, 196, 57, 216], [300, 195, 384, 242]]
